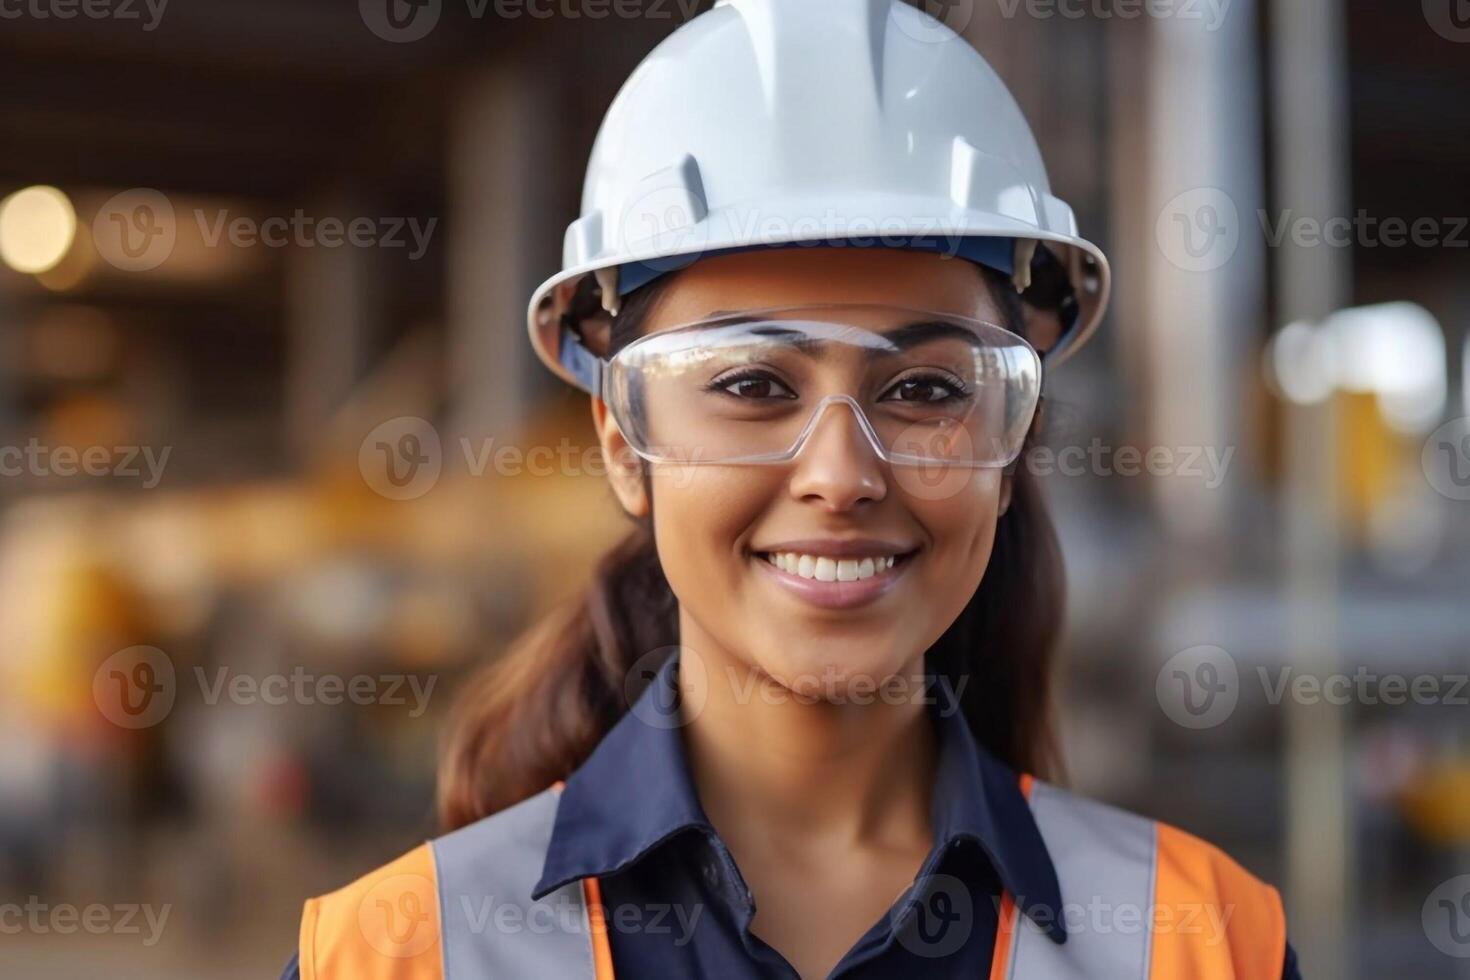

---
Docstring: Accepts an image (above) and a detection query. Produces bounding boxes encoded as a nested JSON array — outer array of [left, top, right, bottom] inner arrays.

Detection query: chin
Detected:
[[751, 641, 921, 706]]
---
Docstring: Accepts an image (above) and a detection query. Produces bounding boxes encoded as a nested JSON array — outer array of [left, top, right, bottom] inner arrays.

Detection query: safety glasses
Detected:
[[591, 304, 1042, 468]]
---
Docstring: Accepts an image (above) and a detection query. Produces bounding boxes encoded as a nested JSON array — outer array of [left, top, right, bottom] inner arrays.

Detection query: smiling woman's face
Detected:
[[592, 245, 1013, 699]]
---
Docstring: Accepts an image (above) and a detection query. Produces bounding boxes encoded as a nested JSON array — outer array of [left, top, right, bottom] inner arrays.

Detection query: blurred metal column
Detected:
[[1140, 0, 1265, 549], [1269, 0, 1352, 975], [285, 196, 384, 458], [446, 62, 552, 448]]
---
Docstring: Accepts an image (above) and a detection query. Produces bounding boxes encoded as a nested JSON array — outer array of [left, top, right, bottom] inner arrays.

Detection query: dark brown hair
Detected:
[[438, 262, 1066, 831]]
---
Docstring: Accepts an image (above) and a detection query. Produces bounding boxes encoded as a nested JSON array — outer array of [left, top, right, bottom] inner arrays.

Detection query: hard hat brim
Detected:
[[527, 200, 1110, 393]]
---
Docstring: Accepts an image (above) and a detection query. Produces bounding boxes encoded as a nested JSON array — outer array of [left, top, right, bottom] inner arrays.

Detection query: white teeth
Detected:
[[762, 551, 902, 581]]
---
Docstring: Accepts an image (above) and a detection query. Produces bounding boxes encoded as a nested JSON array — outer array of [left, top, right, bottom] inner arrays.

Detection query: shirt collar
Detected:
[[532, 651, 1065, 944]]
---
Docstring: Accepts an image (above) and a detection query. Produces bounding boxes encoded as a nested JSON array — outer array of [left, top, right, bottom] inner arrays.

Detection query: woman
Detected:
[[285, 0, 1301, 977]]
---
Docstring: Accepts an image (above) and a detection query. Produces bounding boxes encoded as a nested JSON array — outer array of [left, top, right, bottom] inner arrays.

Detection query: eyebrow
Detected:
[[734, 318, 981, 356]]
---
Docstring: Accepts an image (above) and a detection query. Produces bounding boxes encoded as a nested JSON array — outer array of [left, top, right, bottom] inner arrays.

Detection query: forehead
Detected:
[[643, 246, 1004, 332]]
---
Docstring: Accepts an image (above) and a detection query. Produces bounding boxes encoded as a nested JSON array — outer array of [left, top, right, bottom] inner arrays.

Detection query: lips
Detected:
[[749, 540, 918, 610]]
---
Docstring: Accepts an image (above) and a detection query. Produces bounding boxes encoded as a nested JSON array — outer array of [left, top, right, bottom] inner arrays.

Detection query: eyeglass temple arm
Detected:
[[558, 324, 606, 399]]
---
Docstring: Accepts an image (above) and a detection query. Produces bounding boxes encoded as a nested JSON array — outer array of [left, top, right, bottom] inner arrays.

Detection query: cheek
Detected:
[[909, 468, 1003, 598], [647, 466, 779, 593]]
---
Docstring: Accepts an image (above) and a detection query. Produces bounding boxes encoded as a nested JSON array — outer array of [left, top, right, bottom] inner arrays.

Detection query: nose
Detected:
[[786, 399, 887, 511]]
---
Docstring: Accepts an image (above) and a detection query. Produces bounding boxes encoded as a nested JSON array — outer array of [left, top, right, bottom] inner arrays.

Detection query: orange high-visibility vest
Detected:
[[295, 776, 1285, 980]]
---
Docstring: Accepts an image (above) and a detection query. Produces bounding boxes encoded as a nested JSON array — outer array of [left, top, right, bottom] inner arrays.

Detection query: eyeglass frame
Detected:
[[555, 303, 1050, 472]]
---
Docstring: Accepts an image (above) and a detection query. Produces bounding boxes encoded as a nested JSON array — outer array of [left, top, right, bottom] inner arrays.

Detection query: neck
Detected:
[[677, 612, 939, 853]]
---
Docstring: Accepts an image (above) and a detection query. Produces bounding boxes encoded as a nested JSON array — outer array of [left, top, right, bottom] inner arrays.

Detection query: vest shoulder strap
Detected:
[[1150, 820, 1286, 980], [299, 784, 612, 980], [432, 783, 604, 979], [298, 841, 443, 980], [993, 775, 1286, 980]]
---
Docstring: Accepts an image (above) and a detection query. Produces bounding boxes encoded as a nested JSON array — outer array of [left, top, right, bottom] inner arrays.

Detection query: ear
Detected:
[[591, 396, 650, 518], [998, 473, 1014, 517]]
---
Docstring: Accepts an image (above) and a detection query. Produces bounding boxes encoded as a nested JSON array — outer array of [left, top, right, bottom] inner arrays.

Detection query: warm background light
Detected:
[[0, 184, 78, 274]]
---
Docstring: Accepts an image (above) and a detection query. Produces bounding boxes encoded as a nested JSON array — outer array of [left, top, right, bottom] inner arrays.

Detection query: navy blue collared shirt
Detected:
[[282, 652, 1302, 978]]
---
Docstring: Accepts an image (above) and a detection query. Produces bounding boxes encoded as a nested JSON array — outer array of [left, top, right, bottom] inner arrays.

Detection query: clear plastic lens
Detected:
[[604, 304, 1040, 467]]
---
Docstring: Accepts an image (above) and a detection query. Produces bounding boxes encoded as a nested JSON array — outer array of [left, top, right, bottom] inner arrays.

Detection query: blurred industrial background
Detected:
[[0, 0, 1467, 977]]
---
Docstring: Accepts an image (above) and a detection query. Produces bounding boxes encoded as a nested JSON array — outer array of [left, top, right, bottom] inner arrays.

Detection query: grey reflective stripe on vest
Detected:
[[432, 786, 598, 980], [1002, 779, 1158, 979]]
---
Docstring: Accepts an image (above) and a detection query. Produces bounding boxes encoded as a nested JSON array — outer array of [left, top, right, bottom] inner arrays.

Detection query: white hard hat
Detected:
[[527, 0, 1111, 392]]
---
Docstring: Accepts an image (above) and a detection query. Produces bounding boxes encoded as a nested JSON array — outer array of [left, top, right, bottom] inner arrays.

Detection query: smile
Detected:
[[749, 545, 916, 610]]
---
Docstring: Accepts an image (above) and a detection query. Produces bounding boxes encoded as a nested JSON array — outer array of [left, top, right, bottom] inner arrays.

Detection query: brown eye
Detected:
[[710, 371, 796, 399], [884, 376, 963, 403]]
